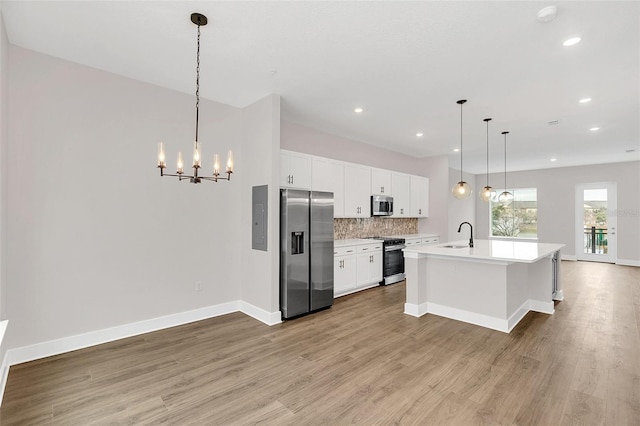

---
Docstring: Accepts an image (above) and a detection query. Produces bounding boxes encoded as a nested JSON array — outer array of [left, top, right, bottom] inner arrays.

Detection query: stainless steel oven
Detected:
[[382, 238, 406, 285], [366, 237, 406, 285]]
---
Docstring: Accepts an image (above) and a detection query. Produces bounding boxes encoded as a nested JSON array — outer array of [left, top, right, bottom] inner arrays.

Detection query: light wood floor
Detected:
[[1, 261, 639, 425]]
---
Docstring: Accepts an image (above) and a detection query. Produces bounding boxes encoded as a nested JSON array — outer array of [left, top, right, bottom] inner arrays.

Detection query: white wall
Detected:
[[0, 7, 9, 365], [281, 120, 448, 238], [447, 168, 477, 242], [240, 94, 281, 320], [5, 46, 244, 350], [475, 161, 640, 262]]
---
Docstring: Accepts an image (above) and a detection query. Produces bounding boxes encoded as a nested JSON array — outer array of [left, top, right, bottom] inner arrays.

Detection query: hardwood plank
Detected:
[[1, 261, 639, 425]]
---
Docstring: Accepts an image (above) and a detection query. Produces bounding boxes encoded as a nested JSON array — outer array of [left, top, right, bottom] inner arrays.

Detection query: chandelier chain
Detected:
[[195, 23, 201, 143]]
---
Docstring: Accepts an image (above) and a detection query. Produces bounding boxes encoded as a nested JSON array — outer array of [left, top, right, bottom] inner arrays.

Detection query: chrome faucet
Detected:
[[458, 222, 474, 248]]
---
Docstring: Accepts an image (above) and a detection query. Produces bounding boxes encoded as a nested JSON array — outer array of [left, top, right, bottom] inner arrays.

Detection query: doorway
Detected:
[[575, 183, 617, 263]]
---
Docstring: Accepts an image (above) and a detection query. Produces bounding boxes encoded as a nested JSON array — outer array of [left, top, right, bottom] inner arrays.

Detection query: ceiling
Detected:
[[2, 1, 639, 173]]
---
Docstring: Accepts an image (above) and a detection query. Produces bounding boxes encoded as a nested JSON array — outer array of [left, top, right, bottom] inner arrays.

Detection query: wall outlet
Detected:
[[195, 281, 203, 292]]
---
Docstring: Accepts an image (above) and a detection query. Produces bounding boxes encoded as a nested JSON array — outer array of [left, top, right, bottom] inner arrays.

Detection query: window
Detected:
[[490, 188, 537, 239]]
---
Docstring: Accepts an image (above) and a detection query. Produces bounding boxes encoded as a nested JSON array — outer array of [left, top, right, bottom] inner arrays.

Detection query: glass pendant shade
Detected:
[[452, 181, 471, 200], [498, 190, 514, 205], [480, 186, 494, 202]]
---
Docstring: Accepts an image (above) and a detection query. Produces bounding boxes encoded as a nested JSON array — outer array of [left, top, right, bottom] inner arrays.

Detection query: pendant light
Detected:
[[452, 99, 471, 199], [157, 13, 234, 184], [479, 118, 495, 202], [498, 131, 514, 205]]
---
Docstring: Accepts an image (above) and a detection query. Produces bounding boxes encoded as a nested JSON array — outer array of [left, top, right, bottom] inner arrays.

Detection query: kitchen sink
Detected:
[[439, 244, 469, 249]]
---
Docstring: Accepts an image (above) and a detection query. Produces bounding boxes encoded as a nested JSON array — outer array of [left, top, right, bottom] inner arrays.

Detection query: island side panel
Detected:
[[425, 258, 511, 331], [404, 253, 429, 316], [506, 262, 530, 331], [526, 254, 555, 314]]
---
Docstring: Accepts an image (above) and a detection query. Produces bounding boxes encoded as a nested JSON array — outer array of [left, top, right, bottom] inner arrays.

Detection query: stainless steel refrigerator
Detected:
[[280, 189, 334, 319]]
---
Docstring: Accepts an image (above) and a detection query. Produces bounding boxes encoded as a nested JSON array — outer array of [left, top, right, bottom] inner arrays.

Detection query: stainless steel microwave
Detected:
[[371, 195, 393, 216]]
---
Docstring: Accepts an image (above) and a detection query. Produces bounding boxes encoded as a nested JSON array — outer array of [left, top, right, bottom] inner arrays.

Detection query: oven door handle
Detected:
[[385, 244, 406, 251]]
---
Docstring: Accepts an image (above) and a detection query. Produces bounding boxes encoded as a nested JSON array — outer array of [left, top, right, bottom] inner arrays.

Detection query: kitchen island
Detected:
[[403, 239, 565, 333]]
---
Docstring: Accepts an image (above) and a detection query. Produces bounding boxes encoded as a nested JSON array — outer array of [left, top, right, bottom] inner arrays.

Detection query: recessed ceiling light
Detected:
[[550, 157, 557, 162], [579, 98, 592, 104], [416, 132, 424, 137], [590, 127, 600, 131], [563, 36, 581, 47], [354, 107, 363, 113], [453, 148, 460, 152]]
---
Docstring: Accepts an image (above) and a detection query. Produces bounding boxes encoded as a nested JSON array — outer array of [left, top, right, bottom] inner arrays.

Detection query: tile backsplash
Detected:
[[334, 218, 418, 240]]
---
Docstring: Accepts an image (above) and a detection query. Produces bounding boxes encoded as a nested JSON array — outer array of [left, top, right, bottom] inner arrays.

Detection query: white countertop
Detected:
[[403, 239, 564, 263], [334, 238, 383, 247]]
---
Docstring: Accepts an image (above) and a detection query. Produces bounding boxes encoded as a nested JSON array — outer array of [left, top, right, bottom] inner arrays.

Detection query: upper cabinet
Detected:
[[312, 156, 345, 217], [391, 172, 411, 217], [280, 150, 311, 189], [371, 168, 392, 196], [284, 149, 430, 219], [410, 176, 429, 217], [344, 163, 371, 218]]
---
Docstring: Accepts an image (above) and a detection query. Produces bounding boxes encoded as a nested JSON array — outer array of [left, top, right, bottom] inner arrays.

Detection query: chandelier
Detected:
[[157, 13, 234, 184]]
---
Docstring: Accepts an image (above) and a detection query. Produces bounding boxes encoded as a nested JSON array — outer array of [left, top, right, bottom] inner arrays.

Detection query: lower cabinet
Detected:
[[334, 242, 382, 297], [334, 254, 357, 295], [356, 249, 383, 287]]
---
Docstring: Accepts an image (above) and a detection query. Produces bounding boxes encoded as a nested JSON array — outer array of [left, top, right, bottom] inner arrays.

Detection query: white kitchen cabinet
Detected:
[[312, 156, 345, 217], [280, 150, 311, 189], [343, 163, 371, 217], [334, 251, 357, 295], [334, 241, 382, 297], [371, 168, 392, 196], [356, 243, 383, 287], [391, 172, 411, 217], [410, 176, 429, 217]]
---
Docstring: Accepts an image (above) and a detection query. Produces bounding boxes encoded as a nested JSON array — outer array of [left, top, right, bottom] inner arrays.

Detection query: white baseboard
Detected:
[[0, 357, 8, 409], [561, 254, 577, 261], [0, 320, 8, 407], [616, 258, 640, 267], [507, 301, 530, 332], [553, 289, 564, 301], [5, 302, 240, 368], [0, 301, 285, 407], [406, 299, 555, 333], [426, 302, 509, 332], [404, 302, 428, 317], [529, 300, 555, 315], [239, 301, 282, 325]]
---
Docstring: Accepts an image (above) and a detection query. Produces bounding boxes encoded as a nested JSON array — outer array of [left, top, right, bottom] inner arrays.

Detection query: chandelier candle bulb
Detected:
[[193, 141, 201, 168], [157, 142, 166, 168], [177, 152, 184, 174], [213, 154, 220, 176], [226, 150, 234, 173]]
